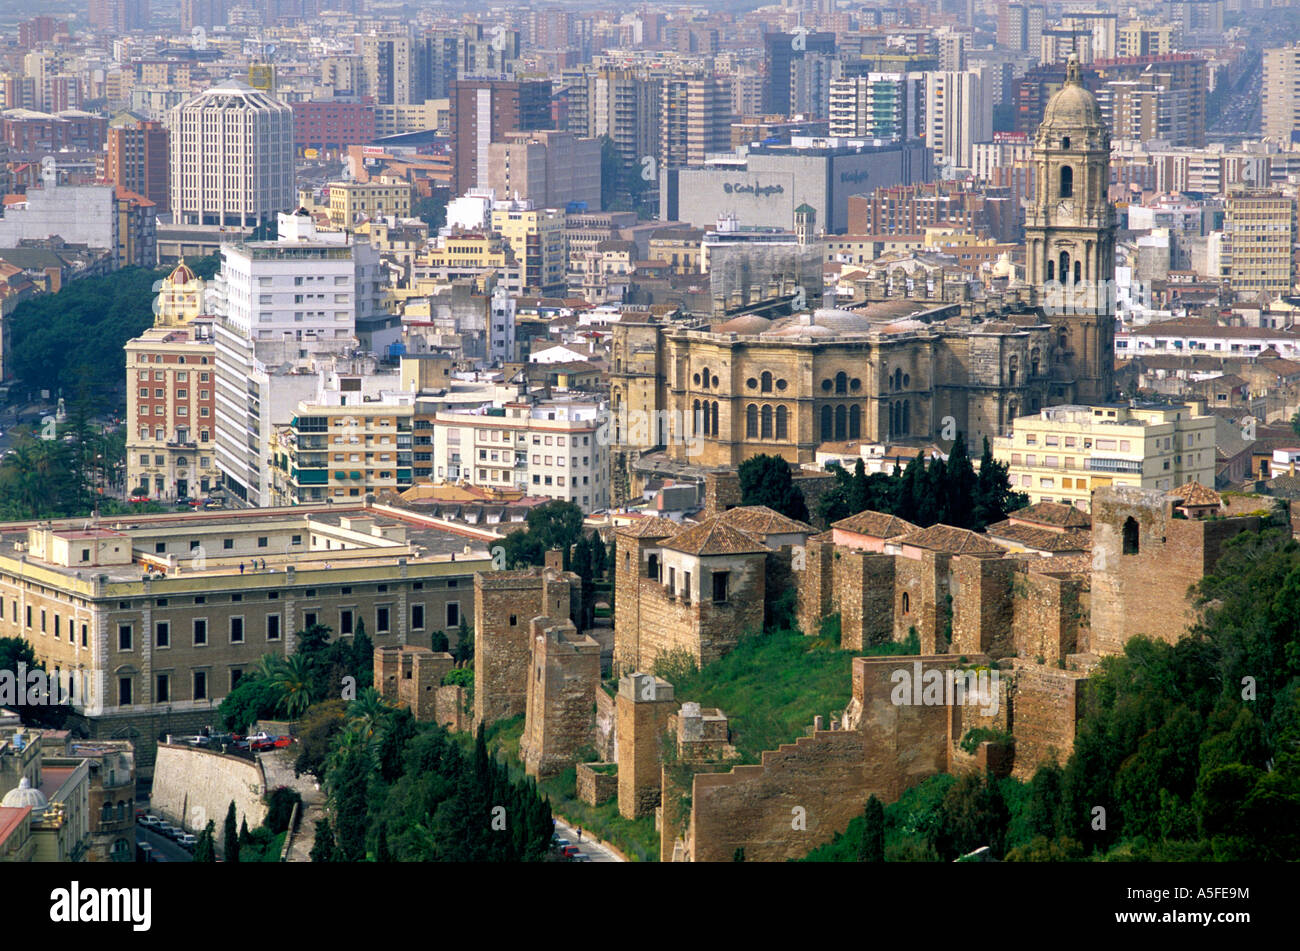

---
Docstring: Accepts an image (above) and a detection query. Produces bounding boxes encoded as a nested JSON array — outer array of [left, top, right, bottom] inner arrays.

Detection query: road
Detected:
[[554, 816, 623, 863], [137, 825, 193, 863]]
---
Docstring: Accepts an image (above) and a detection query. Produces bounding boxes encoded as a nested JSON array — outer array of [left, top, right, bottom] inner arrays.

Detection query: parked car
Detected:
[[572, 853, 592, 862], [554, 838, 570, 849], [156, 824, 181, 840], [561, 846, 581, 860], [138, 815, 161, 830], [175, 496, 194, 507], [128, 493, 150, 504], [176, 833, 198, 850], [230, 739, 250, 751]]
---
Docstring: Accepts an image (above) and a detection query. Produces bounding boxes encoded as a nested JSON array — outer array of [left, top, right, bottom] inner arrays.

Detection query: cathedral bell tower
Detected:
[[1024, 55, 1116, 403]]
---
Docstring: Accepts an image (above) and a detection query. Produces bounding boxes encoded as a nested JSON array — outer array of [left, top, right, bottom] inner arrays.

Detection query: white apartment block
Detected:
[[993, 402, 1217, 509], [430, 397, 609, 512], [211, 212, 384, 507], [925, 70, 992, 173], [168, 80, 295, 227]]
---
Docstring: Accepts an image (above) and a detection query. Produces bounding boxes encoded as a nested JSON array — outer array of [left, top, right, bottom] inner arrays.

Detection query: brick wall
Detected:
[[1007, 663, 1089, 780], [474, 568, 579, 727], [1010, 570, 1086, 663], [795, 535, 835, 638], [576, 763, 618, 805], [893, 552, 951, 652], [836, 550, 897, 649], [616, 673, 676, 819], [519, 617, 601, 779], [1090, 486, 1259, 655], [682, 655, 974, 862], [951, 556, 1016, 657]]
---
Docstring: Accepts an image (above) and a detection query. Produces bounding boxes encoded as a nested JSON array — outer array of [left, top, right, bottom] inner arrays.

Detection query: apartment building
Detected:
[[104, 117, 169, 213], [487, 130, 602, 211], [490, 202, 566, 297], [993, 402, 1216, 509], [270, 368, 414, 505], [327, 178, 412, 228], [0, 505, 494, 771], [924, 70, 992, 172], [1223, 189, 1296, 297], [211, 212, 384, 506], [430, 396, 609, 512], [827, 73, 925, 142]]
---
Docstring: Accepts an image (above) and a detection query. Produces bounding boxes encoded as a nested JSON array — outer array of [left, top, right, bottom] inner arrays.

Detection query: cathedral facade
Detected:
[[609, 59, 1116, 471]]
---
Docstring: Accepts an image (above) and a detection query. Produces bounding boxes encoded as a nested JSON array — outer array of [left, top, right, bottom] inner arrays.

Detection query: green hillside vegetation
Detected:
[[652, 621, 919, 764]]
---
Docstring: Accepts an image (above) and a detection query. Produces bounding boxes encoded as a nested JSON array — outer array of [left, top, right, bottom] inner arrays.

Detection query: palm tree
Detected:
[[257, 653, 287, 682], [273, 653, 314, 720], [346, 687, 393, 744]]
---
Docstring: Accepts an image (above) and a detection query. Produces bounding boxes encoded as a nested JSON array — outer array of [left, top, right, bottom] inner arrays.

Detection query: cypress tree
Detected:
[[310, 819, 336, 863], [193, 821, 217, 863], [859, 795, 885, 862], [223, 801, 239, 863]]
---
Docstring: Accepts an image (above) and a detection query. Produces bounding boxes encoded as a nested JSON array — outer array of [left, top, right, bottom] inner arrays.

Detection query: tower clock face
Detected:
[[1056, 199, 1075, 217]]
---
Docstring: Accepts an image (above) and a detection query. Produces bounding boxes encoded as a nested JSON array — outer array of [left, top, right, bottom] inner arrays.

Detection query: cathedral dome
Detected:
[[1040, 56, 1104, 133], [1, 776, 47, 813], [713, 314, 772, 335]]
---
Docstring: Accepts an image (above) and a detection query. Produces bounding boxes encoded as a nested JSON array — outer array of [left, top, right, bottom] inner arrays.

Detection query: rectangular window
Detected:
[[230, 617, 244, 643], [267, 614, 281, 640], [411, 604, 424, 630], [712, 571, 729, 603], [156, 674, 169, 703], [376, 606, 390, 633], [446, 602, 460, 629], [340, 609, 353, 635], [119, 677, 132, 706], [118, 624, 132, 651], [81, 624, 87, 647], [194, 671, 207, 701], [193, 618, 207, 646], [156, 621, 170, 648]]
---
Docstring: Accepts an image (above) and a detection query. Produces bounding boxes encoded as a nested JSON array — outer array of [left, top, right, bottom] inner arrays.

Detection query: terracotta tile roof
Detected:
[[659, 518, 768, 556], [831, 510, 920, 539], [1005, 501, 1091, 530], [892, 524, 1006, 556], [1168, 481, 1222, 507], [0, 806, 30, 846], [985, 522, 1091, 553], [714, 505, 812, 535], [615, 516, 680, 539]]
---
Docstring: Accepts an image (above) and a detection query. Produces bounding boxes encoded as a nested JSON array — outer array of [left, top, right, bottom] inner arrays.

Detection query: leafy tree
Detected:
[[0, 636, 69, 727], [293, 700, 348, 779], [929, 771, 1010, 860], [526, 500, 584, 564], [430, 630, 450, 653], [273, 653, 315, 719], [412, 193, 448, 232], [224, 801, 240, 863], [193, 821, 217, 863], [858, 795, 885, 862], [738, 454, 809, 523], [218, 673, 284, 733], [238, 819, 252, 855], [453, 619, 474, 665], [501, 527, 545, 569]]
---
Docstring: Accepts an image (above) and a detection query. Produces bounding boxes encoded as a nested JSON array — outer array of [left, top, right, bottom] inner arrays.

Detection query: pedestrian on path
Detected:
[[577, 827, 582, 841], [239, 562, 245, 574]]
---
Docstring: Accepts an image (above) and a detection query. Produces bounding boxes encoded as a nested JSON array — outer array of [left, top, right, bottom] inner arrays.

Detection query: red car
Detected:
[[128, 494, 150, 503], [561, 846, 581, 860]]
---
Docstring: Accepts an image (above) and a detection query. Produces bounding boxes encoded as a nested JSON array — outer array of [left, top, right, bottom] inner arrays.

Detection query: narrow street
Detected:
[[554, 816, 624, 863]]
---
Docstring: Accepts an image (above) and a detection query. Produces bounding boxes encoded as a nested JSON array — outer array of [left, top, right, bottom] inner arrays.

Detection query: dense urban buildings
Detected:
[[0, 0, 1297, 878]]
